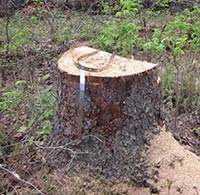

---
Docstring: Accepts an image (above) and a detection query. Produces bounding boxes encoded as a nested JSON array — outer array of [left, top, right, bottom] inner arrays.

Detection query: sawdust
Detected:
[[147, 128, 200, 195]]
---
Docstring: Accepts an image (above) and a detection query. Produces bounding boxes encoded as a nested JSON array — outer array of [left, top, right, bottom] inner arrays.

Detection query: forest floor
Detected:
[[0, 3, 200, 195], [1, 123, 200, 195]]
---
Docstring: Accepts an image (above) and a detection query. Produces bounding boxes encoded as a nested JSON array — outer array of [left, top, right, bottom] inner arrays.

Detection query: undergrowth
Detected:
[[0, 80, 56, 150]]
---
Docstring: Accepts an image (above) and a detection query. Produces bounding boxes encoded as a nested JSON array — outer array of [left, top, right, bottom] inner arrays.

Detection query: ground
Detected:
[[1, 127, 200, 195]]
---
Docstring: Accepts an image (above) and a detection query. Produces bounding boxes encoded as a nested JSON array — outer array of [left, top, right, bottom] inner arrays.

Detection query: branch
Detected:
[[5, 15, 10, 55], [35, 134, 102, 149], [35, 142, 86, 171], [0, 164, 45, 195], [2, 139, 29, 149], [35, 135, 103, 170]]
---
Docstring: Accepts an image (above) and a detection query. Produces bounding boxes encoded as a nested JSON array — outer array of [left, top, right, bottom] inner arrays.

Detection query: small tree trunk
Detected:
[[46, 46, 164, 185]]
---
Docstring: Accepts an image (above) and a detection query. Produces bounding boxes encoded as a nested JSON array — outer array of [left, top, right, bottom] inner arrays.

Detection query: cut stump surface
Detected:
[[58, 46, 157, 77]]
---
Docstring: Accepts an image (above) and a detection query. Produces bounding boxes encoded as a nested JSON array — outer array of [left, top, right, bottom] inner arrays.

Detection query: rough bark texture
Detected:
[[45, 47, 164, 186]]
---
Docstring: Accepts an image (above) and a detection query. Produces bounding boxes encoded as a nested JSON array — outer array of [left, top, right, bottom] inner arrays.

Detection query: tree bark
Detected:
[[46, 46, 164, 186]]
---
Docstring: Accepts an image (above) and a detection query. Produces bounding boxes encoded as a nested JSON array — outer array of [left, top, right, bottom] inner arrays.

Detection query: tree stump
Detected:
[[46, 46, 164, 185]]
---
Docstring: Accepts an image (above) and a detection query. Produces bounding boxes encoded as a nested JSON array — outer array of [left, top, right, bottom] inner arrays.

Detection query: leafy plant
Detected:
[[156, 0, 170, 9], [0, 80, 56, 138], [116, 0, 141, 17], [143, 28, 166, 55], [160, 64, 176, 112], [97, 0, 141, 56], [179, 69, 200, 112], [193, 127, 200, 137], [36, 90, 55, 136], [100, 0, 141, 16], [143, 6, 200, 113], [97, 19, 139, 55], [0, 80, 27, 114], [3, 26, 31, 54]]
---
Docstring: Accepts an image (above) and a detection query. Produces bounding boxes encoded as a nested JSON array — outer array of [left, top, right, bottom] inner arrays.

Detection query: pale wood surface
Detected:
[[57, 46, 157, 77]]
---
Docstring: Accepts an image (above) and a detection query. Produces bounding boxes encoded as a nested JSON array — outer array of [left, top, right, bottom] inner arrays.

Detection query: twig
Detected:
[[5, 15, 10, 55], [37, 143, 90, 171], [2, 139, 30, 149], [1, 132, 102, 151], [35, 134, 103, 149], [172, 53, 179, 131], [0, 164, 45, 195], [35, 143, 87, 154], [35, 134, 103, 170], [65, 151, 75, 172], [10, 185, 21, 195], [35, 141, 86, 171], [43, 1, 56, 39]]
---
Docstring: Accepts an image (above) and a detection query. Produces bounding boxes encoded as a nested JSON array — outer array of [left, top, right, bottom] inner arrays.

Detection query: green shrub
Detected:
[[97, 19, 139, 55], [143, 6, 200, 113], [0, 80, 56, 138]]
